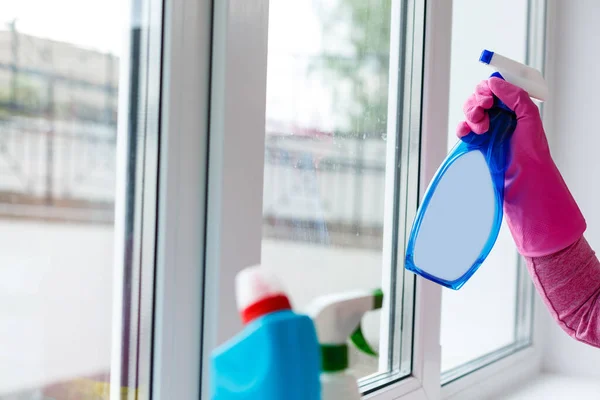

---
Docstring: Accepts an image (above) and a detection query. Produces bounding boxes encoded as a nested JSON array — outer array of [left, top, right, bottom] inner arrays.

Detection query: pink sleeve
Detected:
[[526, 237, 600, 347]]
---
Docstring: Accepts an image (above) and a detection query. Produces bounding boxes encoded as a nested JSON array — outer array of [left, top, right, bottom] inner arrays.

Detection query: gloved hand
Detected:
[[456, 77, 586, 257]]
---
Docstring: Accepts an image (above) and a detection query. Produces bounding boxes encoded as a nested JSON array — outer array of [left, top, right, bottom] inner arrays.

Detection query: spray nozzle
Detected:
[[349, 289, 383, 356], [306, 289, 384, 372], [479, 49, 548, 102]]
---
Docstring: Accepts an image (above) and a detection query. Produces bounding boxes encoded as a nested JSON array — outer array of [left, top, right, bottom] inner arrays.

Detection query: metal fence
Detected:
[[1, 119, 388, 246], [0, 27, 118, 223], [263, 133, 387, 248], [0, 117, 115, 223]]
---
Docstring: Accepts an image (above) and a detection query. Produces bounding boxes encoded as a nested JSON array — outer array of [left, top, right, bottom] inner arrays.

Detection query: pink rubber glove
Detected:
[[457, 77, 586, 257]]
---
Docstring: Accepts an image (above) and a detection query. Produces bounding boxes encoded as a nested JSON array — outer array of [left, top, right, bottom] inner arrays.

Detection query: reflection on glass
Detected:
[[441, 0, 528, 374], [263, 0, 392, 379], [0, 0, 125, 398]]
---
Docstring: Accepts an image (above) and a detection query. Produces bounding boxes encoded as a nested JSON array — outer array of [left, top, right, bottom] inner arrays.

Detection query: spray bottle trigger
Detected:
[[348, 288, 384, 356], [350, 323, 377, 356]]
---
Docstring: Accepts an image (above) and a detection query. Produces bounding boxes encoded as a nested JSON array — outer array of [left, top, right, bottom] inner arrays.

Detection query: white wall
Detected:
[[542, 0, 600, 378]]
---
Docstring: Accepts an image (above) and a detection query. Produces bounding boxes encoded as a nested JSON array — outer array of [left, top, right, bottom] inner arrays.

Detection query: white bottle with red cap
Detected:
[[210, 266, 321, 400], [235, 265, 294, 324]]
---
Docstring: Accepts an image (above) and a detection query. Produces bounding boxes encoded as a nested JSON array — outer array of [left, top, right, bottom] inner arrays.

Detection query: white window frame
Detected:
[[363, 0, 450, 398], [127, 0, 549, 398], [201, 0, 271, 398], [364, 0, 426, 392], [112, 0, 214, 397], [151, 0, 213, 398]]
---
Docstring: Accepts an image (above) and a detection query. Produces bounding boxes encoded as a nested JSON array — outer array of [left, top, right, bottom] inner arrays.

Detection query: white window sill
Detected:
[[498, 374, 600, 399]]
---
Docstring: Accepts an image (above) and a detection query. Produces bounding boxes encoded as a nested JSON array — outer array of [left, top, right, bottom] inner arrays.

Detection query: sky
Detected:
[[1, 0, 128, 55], [0, 0, 326, 57]]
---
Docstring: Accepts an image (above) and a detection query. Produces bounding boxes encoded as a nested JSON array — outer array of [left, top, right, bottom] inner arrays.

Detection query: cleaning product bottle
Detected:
[[306, 289, 384, 400], [210, 266, 321, 400], [404, 49, 548, 290]]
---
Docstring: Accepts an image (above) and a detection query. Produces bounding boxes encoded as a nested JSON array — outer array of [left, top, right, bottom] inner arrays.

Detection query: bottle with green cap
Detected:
[[306, 288, 384, 400]]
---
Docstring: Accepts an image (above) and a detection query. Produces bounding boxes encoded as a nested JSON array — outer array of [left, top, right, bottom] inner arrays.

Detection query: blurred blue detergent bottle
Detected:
[[210, 266, 321, 400]]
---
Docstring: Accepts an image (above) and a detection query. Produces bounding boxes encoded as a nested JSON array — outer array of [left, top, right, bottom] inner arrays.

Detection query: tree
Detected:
[[0, 76, 44, 119], [313, 0, 392, 136]]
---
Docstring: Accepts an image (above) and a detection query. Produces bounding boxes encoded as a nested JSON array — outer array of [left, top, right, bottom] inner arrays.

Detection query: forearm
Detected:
[[526, 237, 600, 347]]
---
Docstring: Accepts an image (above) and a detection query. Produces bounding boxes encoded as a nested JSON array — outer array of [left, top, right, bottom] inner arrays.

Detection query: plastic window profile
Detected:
[[359, 0, 424, 393], [365, 0, 452, 396]]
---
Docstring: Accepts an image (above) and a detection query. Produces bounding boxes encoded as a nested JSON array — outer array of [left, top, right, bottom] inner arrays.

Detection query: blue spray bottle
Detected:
[[210, 266, 321, 399], [404, 50, 548, 290]]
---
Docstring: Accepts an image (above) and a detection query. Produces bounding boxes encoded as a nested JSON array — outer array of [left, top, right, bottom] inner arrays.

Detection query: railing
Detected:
[[0, 27, 119, 223], [0, 117, 115, 223], [263, 133, 387, 249], [0, 119, 388, 249]]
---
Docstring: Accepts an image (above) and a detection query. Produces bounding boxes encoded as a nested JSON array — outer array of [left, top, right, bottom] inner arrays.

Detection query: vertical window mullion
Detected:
[[202, 2, 271, 398]]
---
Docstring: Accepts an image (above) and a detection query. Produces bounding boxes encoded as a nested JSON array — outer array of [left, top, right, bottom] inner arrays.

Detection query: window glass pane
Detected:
[[263, 0, 409, 382], [441, 0, 532, 376], [0, 0, 153, 398]]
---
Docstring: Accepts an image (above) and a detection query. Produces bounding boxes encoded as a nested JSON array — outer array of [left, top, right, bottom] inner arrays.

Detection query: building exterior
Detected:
[[0, 28, 118, 123], [0, 29, 118, 223]]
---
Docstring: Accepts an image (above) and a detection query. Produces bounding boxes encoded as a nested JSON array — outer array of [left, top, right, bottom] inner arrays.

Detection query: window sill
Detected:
[[498, 374, 600, 399]]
